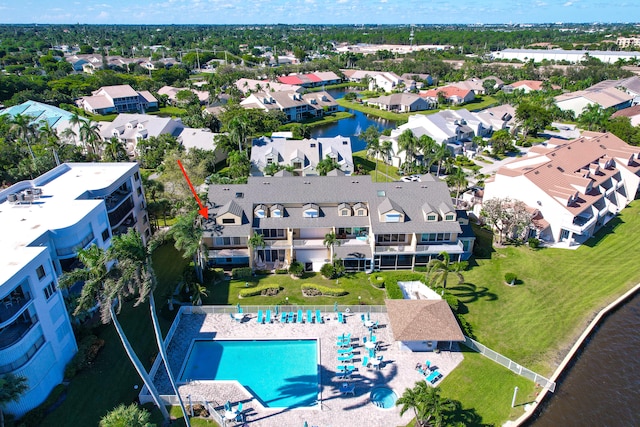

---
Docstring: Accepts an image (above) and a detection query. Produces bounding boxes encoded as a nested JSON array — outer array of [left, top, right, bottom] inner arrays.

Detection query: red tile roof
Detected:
[[277, 75, 303, 85], [420, 85, 472, 99]]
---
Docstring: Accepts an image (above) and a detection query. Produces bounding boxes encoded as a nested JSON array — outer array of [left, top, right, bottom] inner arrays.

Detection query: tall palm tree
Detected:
[[79, 120, 103, 158], [0, 374, 28, 427], [103, 136, 128, 162], [397, 382, 423, 425], [380, 140, 394, 181], [446, 167, 468, 206], [228, 115, 249, 152], [417, 134, 437, 171], [323, 231, 341, 261], [432, 143, 450, 177], [99, 403, 155, 427], [366, 135, 382, 179], [397, 382, 453, 427], [111, 230, 191, 427], [167, 211, 205, 283], [10, 114, 38, 165], [58, 244, 170, 423], [39, 122, 62, 167], [426, 251, 467, 289], [397, 129, 418, 172]]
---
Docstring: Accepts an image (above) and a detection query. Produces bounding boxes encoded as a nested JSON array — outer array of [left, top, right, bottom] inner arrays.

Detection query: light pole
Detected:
[[358, 296, 361, 305], [511, 386, 519, 408], [286, 296, 289, 305]]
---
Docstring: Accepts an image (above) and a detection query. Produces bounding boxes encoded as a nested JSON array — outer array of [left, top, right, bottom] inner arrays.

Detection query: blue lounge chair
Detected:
[[338, 354, 354, 362], [367, 312, 371, 321], [297, 309, 304, 323], [229, 313, 235, 321], [224, 401, 232, 412], [362, 356, 369, 368], [361, 313, 366, 322], [288, 312, 295, 323], [265, 309, 272, 324], [280, 312, 287, 323], [256, 310, 264, 324], [238, 307, 243, 314], [369, 348, 375, 358], [425, 360, 431, 370], [337, 364, 347, 371], [337, 312, 344, 323], [337, 347, 352, 354], [234, 401, 244, 422], [426, 370, 442, 384], [345, 364, 356, 372], [316, 310, 324, 324], [307, 309, 313, 323], [340, 382, 355, 395]]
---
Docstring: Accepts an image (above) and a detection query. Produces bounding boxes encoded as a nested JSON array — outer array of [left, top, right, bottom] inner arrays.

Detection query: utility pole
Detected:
[[511, 386, 519, 408]]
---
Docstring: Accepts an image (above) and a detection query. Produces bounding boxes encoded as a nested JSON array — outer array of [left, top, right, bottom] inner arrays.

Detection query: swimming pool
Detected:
[[370, 386, 398, 409], [179, 339, 319, 408]]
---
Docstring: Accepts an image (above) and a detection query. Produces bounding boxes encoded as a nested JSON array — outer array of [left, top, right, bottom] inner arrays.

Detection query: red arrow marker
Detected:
[[177, 159, 208, 219]]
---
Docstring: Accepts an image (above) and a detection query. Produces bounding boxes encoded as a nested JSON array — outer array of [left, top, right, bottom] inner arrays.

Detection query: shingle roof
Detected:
[[385, 299, 465, 342]]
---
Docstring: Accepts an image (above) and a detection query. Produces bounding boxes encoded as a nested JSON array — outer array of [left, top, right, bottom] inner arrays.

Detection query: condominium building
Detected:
[[204, 174, 474, 272], [0, 162, 148, 417], [483, 132, 640, 246]]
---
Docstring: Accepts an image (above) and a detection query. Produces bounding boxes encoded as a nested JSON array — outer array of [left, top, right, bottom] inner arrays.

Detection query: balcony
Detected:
[[108, 195, 135, 227], [375, 245, 411, 253], [415, 241, 465, 254], [0, 291, 31, 325], [561, 215, 598, 235], [293, 239, 327, 248], [103, 188, 132, 211], [0, 310, 38, 350]]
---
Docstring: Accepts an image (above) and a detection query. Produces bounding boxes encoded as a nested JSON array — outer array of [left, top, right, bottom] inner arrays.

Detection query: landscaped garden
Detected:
[[32, 201, 640, 427]]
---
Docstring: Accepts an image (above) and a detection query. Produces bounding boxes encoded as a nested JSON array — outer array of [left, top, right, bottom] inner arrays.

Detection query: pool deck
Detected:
[[156, 310, 464, 427]]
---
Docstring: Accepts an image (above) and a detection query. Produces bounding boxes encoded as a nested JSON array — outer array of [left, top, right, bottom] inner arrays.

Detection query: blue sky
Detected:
[[0, 0, 637, 25]]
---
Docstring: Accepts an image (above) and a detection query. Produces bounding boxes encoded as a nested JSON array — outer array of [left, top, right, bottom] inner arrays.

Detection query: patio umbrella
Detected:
[[334, 301, 338, 313], [275, 305, 279, 316], [236, 303, 241, 313], [303, 422, 308, 427]]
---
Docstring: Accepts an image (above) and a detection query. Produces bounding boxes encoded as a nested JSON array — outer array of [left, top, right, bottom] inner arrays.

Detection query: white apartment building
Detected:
[[0, 162, 149, 417]]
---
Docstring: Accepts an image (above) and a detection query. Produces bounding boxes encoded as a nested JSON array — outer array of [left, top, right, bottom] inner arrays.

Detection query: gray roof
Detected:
[[386, 299, 465, 342], [206, 174, 461, 237]]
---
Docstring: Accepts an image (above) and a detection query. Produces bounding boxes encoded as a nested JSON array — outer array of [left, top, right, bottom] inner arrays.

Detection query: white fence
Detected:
[[463, 336, 556, 392]]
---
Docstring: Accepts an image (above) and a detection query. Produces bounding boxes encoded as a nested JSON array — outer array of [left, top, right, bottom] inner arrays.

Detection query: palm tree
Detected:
[[446, 167, 468, 206], [417, 134, 437, 171], [397, 129, 418, 172], [228, 115, 249, 152], [0, 374, 28, 427], [58, 244, 170, 423], [248, 232, 266, 269], [103, 136, 128, 162], [380, 140, 394, 181], [397, 382, 423, 425], [79, 120, 102, 158], [10, 114, 38, 166], [316, 155, 341, 176], [38, 122, 62, 167], [99, 403, 155, 427], [323, 231, 341, 261], [397, 382, 453, 427], [167, 211, 205, 283], [426, 251, 467, 289], [432, 143, 450, 177], [365, 131, 382, 179]]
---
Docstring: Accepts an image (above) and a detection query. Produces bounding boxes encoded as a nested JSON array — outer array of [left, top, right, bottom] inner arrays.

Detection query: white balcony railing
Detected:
[[561, 215, 598, 235]]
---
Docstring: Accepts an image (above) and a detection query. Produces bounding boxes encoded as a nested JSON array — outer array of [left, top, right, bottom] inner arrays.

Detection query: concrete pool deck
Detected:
[[154, 310, 464, 427]]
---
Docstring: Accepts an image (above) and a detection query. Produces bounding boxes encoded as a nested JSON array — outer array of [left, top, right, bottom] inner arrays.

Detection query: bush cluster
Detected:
[[64, 335, 105, 380], [385, 281, 404, 299], [232, 267, 252, 279], [370, 275, 385, 288], [320, 263, 336, 279], [301, 284, 347, 297], [504, 272, 517, 284], [528, 237, 540, 248], [239, 285, 281, 297], [17, 384, 67, 427]]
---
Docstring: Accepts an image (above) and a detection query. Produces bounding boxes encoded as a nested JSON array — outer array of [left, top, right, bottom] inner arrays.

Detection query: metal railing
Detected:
[[182, 304, 388, 315], [463, 336, 556, 392]]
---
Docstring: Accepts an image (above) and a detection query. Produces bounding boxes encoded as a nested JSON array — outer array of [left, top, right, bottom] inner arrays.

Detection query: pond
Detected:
[[309, 88, 396, 152]]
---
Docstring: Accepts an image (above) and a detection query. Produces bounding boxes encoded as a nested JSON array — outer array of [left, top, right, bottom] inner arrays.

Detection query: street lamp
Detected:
[[285, 297, 289, 305], [358, 296, 361, 305]]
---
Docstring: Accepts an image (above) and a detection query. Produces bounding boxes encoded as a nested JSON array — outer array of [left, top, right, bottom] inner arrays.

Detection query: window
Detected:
[[341, 209, 350, 216], [137, 186, 142, 196], [134, 171, 140, 181], [143, 214, 148, 224], [36, 265, 46, 280], [222, 218, 235, 224], [44, 282, 57, 300], [357, 210, 365, 216], [426, 214, 437, 221], [445, 214, 455, 221], [303, 209, 318, 218], [385, 213, 401, 223], [101, 228, 110, 242]]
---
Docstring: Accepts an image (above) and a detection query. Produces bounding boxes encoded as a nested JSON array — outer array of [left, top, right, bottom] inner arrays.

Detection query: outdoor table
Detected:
[[364, 341, 376, 350], [370, 358, 381, 369], [233, 313, 244, 320], [224, 410, 237, 421], [364, 320, 374, 328]]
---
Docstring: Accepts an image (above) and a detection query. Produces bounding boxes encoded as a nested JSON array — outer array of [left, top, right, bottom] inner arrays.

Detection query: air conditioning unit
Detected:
[[7, 193, 18, 203]]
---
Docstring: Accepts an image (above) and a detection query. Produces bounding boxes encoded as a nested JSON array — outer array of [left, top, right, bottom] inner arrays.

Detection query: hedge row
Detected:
[[301, 284, 348, 297], [17, 384, 67, 427], [370, 275, 385, 288], [64, 334, 105, 380], [232, 267, 252, 279], [385, 281, 404, 299], [239, 285, 281, 297]]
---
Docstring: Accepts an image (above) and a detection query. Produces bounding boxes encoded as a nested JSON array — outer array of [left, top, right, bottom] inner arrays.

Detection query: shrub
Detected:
[[320, 263, 336, 279], [288, 261, 304, 277], [504, 272, 517, 284], [239, 285, 281, 297], [370, 275, 385, 288], [18, 384, 67, 427], [443, 293, 461, 313], [413, 266, 428, 273], [274, 268, 289, 274], [64, 335, 105, 380], [385, 281, 404, 299], [456, 314, 475, 339], [301, 284, 347, 297], [528, 237, 540, 248], [232, 267, 252, 279], [210, 267, 225, 281]]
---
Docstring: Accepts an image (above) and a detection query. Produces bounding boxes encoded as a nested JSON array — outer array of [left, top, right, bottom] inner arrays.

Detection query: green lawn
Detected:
[[438, 349, 538, 426], [148, 106, 188, 118], [455, 203, 640, 374], [336, 98, 409, 123], [39, 244, 189, 427], [353, 150, 402, 182], [278, 111, 353, 130]]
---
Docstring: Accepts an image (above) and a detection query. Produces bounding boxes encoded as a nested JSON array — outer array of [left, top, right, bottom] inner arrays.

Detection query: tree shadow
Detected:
[[445, 399, 495, 427], [582, 217, 624, 248], [448, 282, 498, 309]]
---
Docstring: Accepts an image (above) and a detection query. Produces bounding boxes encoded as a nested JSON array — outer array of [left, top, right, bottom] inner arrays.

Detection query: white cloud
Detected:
[[563, 1, 574, 6], [97, 11, 110, 19]]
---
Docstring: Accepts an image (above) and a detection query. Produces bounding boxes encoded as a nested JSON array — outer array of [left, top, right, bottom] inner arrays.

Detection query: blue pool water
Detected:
[[180, 339, 318, 408], [370, 387, 398, 409]]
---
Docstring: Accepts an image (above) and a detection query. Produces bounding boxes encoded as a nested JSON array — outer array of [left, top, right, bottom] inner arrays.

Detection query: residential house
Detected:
[[158, 85, 210, 105], [240, 90, 337, 122], [177, 128, 227, 164], [483, 132, 640, 246], [342, 70, 403, 92], [420, 86, 475, 106], [250, 135, 354, 176], [554, 86, 633, 117], [474, 104, 516, 131], [276, 71, 341, 88], [400, 73, 433, 87], [235, 78, 302, 95], [364, 93, 434, 113], [450, 76, 504, 95], [204, 174, 474, 272], [384, 109, 501, 167], [492, 48, 640, 64], [611, 104, 640, 126], [503, 80, 546, 94], [79, 85, 158, 115], [0, 162, 148, 418], [99, 113, 184, 156]]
